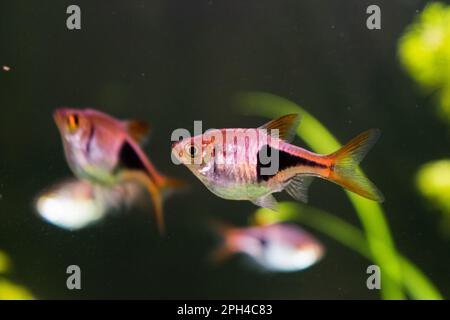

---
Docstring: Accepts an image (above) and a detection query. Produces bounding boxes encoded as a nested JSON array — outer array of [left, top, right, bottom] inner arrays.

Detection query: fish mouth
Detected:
[[53, 108, 66, 127], [171, 144, 183, 161], [171, 140, 184, 157]]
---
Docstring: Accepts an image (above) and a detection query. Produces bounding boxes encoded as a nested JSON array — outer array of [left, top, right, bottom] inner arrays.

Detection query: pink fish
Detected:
[[53, 108, 183, 233], [211, 222, 324, 272], [172, 114, 384, 210]]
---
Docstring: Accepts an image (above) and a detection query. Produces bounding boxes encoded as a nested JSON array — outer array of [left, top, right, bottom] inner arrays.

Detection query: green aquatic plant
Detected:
[[398, 2, 450, 123], [235, 92, 442, 300], [0, 250, 34, 300], [0, 279, 34, 300], [416, 159, 450, 213], [416, 159, 450, 235], [0, 250, 11, 274], [399, 3, 450, 236]]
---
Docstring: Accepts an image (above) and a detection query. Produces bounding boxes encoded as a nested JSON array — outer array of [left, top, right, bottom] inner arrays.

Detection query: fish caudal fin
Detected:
[[328, 129, 384, 202], [208, 220, 237, 264]]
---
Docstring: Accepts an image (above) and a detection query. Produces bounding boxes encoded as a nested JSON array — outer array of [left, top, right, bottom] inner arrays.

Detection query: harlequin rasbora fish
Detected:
[[53, 108, 183, 233], [210, 221, 324, 272], [172, 114, 384, 210]]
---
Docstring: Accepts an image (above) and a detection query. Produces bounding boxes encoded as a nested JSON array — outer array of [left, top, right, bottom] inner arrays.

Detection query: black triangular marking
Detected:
[[256, 145, 326, 182], [118, 141, 148, 174]]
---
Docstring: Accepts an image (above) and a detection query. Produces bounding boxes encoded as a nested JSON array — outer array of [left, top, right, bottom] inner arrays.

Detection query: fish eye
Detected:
[[67, 114, 79, 131], [185, 144, 198, 158]]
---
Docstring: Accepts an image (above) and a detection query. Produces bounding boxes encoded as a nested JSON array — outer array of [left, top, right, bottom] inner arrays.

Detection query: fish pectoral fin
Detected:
[[251, 194, 279, 212], [284, 175, 314, 203], [124, 120, 150, 145], [258, 114, 301, 142]]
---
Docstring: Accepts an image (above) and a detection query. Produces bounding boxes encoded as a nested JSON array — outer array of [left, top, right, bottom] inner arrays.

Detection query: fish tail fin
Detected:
[[327, 129, 384, 202], [208, 219, 237, 264]]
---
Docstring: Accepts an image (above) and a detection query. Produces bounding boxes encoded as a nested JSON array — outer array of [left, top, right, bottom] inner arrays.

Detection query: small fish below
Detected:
[[172, 114, 384, 211], [35, 178, 144, 230], [210, 221, 324, 272], [53, 108, 184, 233]]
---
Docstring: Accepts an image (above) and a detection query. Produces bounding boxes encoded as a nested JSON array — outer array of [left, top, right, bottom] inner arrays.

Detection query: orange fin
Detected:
[[124, 120, 150, 145], [328, 129, 384, 202], [119, 170, 165, 235], [157, 176, 188, 200], [259, 114, 301, 142], [209, 218, 235, 235], [160, 176, 187, 190], [209, 246, 235, 264], [208, 219, 237, 264]]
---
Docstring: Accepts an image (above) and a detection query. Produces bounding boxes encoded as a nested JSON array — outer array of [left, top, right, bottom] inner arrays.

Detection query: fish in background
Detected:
[[172, 114, 384, 211], [50, 108, 184, 233], [36, 178, 144, 230], [210, 221, 324, 272]]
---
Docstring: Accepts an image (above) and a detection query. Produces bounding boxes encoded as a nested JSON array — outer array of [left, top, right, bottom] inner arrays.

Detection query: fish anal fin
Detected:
[[285, 175, 314, 203], [258, 114, 301, 142], [251, 194, 278, 212], [119, 170, 165, 235], [124, 120, 150, 145]]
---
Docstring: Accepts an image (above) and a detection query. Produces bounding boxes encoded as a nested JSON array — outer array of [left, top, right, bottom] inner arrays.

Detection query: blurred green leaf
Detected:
[[398, 2, 450, 123], [0, 278, 34, 300], [0, 250, 34, 300], [0, 250, 11, 274], [416, 159, 450, 214]]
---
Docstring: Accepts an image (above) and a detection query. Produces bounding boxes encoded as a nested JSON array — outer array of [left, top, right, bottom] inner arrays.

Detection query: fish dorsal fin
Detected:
[[251, 194, 279, 212], [258, 114, 301, 142], [124, 120, 150, 145], [285, 175, 314, 203]]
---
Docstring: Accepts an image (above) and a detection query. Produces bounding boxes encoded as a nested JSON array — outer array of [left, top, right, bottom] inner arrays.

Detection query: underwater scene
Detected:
[[0, 1, 449, 300]]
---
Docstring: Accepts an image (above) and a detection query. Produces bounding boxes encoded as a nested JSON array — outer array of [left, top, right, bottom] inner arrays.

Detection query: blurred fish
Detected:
[[53, 108, 184, 233], [172, 114, 384, 211], [35, 178, 143, 230], [211, 222, 324, 272]]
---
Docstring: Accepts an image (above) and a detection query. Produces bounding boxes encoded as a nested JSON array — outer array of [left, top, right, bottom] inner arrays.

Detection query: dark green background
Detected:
[[0, 0, 448, 299]]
